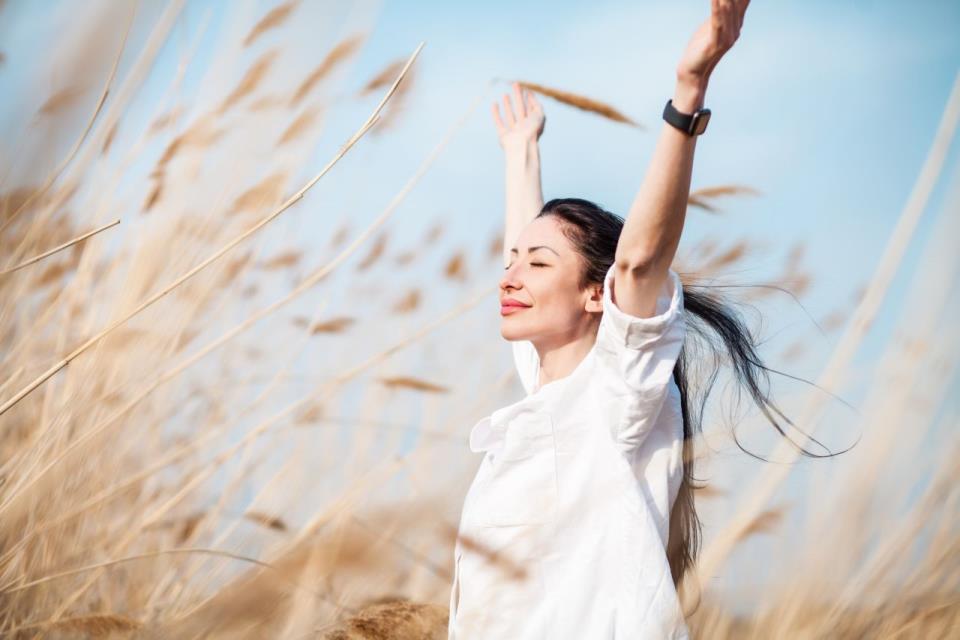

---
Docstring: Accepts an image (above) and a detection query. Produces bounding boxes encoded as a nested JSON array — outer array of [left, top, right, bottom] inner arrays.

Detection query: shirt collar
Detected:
[[469, 398, 540, 454]]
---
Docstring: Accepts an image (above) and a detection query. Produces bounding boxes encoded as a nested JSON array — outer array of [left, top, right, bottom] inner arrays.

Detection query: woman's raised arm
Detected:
[[492, 82, 546, 269], [614, 0, 750, 319]]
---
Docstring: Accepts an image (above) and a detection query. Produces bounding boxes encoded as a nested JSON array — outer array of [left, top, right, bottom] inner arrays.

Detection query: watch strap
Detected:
[[662, 99, 710, 136]]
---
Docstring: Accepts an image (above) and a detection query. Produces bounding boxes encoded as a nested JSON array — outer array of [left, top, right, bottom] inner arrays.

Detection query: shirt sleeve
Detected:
[[511, 339, 540, 397], [595, 262, 686, 450]]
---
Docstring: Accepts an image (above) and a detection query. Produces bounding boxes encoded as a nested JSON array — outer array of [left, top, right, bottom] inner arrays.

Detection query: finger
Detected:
[[713, 0, 729, 44], [720, 0, 737, 46], [721, 0, 735, 27], [502, 93, 516, 126], [729, 0, 743, 42], [526, 89, 539, 113], [729, 0, 741, 29], [513, 81, 527, 119], [738, 0, 750, 28], [491, 102, 506, 137]]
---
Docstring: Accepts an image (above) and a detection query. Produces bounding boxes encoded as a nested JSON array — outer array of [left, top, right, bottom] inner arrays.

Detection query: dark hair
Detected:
[[538, 197, 840, 614]]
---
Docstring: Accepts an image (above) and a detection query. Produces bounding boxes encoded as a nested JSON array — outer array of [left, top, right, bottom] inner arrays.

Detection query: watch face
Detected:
[[691, 109, 711, 135]]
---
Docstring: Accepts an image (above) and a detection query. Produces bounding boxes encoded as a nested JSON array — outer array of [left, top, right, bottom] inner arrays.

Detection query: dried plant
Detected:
[[277, 107, 323, 146], [425, 221, 444, 244], [219, 49, 280, 113], [318, 600, 448, 640], [688, 184, 762, 213], [231, 172, 288, 213], [392, 289, 421, 313], [487, 230, 503, 260], [330, 222, 351, 250], [290, 34, 366, 106], [443, 250, 467, 281], [1, 5, 957, 640], [243, 1, 300, 48], [260, 250, 302, 271], [370, 62, 417, 134], [514, 79, 642, 127], [148, 105, 184, 135], [732, 505, 786, 543], [36, 85, 88, 117], [355, 232, 388, 271], [359, 59, 407, 96], [393, 250, 416, 266], [244, 511, 289, 532], [310, 317, 356, 334], [378, 376, 450, 393]]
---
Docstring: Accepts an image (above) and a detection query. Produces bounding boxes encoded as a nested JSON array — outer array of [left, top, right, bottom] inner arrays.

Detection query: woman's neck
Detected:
[[535, 331, 597, 388]]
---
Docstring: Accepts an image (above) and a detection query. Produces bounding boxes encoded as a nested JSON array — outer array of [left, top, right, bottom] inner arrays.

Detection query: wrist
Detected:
[[672, 74, 708, 113], [504, 138, 540, 164]]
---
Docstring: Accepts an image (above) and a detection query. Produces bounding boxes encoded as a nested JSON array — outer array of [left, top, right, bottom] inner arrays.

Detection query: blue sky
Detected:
[[4, 0, 958, 342], [306, 0, 960, 383], [277, 0, 960, 441]]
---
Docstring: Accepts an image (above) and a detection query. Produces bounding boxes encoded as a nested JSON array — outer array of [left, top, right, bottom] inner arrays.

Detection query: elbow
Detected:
[[613, 250, 661, 277]]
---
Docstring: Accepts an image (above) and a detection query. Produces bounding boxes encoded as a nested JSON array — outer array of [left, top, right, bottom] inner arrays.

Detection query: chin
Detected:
[[499, 322, 529, 342]]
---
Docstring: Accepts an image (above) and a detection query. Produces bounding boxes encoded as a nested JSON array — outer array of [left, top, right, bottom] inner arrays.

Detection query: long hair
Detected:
[[538, 197, 836, 612]]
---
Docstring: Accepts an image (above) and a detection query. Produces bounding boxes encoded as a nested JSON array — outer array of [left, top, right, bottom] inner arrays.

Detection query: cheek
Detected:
[[535, 290, 578, 322]]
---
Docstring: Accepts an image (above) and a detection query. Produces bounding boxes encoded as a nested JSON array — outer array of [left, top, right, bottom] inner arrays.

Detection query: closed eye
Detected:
[[503, 262, 548, 270]]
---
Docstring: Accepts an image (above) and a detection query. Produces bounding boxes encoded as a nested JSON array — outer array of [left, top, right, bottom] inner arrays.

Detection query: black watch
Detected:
[[662, 99, 711, 136]]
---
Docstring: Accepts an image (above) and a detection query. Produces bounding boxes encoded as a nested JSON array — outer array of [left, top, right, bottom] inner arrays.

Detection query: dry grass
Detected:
[[688, 184, 762, 213], [310, 317, 356, 334], [442, 251, 467, 281], [276, 106, 324, 146], [391, 289, 421, 314], [230, 172, 289, 214], [355, 232, 389, 271], [36, 85, 88, 118], [243, 1, 300, 48], [290, 34, 366, 107], [219, 50, 280, 114], [368, 61, 417, 135], [260, 250, 302, 271], [377, 377, 449, 394], [514, 79, 643, 127], [1, 3, 957, 640]]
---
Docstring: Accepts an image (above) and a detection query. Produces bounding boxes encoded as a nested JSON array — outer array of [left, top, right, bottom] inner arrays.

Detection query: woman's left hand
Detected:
[[676, 0, 750, 88]]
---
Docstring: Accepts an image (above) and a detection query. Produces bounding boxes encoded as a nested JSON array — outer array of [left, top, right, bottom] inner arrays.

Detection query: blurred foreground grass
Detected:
[[1, 2, 958, 638]]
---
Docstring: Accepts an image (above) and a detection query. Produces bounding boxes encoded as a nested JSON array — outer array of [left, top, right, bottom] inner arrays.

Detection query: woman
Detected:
[[449, 2, 761, 638]]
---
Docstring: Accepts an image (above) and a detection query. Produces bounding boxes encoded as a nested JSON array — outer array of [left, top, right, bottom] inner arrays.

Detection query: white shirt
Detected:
[[449, 262, 690, 639]]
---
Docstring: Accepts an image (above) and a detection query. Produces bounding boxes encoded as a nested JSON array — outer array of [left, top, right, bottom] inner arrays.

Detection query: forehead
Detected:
[[514, 215, 569, 252]]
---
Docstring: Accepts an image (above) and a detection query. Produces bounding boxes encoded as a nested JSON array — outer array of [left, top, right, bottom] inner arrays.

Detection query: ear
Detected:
[[584, 282, 604, 314]]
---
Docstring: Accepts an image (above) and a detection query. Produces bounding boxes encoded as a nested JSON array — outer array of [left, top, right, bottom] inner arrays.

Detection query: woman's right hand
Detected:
[[492, 81, 545, 150]]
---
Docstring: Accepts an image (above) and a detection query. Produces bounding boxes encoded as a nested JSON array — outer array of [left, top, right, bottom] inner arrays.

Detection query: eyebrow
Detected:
[[509, 245, 560, 257]]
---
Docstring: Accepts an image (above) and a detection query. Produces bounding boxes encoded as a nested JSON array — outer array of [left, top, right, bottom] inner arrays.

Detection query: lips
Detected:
[[500, 298, 531, 316]]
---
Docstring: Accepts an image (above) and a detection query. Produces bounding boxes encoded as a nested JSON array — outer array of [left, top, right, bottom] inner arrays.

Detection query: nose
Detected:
[[499, 263, 521, 293]]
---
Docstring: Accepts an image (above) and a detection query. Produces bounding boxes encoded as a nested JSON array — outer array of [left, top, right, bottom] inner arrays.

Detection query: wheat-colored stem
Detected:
[[696, 69, 960, 581], [0, 3, 136, 236], [0, 219, 120, 275], [0, 76, 484, 531], [49, 281, 491, 619], [0, 42, 425, 421], [2, 547, 310, 596]]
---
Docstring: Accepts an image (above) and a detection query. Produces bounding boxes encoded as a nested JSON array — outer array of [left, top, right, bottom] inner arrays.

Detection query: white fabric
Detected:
[[449, 263, 689, 639]]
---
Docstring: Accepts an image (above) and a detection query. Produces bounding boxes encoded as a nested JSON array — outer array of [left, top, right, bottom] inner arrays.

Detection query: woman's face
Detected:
[[499, 216, 603, 345]]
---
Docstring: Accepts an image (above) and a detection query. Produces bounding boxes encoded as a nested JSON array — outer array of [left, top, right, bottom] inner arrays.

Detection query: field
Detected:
[[1, 2, 958, 638]]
